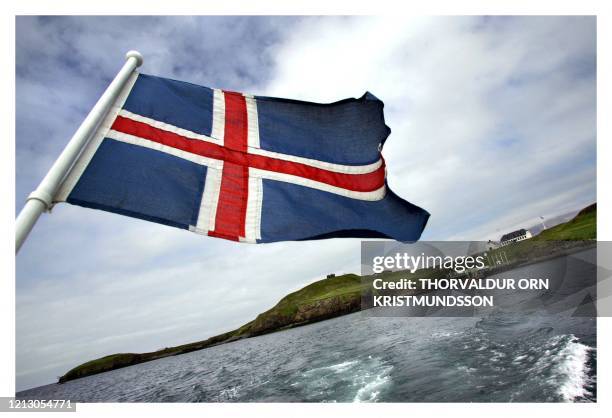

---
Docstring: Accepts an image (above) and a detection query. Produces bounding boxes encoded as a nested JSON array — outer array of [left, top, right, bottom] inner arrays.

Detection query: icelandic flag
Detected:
[[54, 72, 430, 243]]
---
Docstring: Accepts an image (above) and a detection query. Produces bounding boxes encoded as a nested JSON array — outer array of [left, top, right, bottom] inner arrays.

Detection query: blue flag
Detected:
[[55, 73, 429, 243]]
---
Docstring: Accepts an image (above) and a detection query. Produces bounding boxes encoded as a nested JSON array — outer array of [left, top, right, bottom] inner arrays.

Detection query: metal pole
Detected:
[[15, 51, 144, 253]]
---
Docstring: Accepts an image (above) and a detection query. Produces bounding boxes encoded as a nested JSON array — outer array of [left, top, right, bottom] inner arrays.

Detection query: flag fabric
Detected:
[[54, 72, 429, 243]]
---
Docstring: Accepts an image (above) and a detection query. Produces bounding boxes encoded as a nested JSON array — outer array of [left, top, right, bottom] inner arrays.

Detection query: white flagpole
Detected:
[[15, 51, 144, 253]]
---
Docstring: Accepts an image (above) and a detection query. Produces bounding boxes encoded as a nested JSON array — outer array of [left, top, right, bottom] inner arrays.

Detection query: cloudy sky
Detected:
[[15, 16, 596, 390]]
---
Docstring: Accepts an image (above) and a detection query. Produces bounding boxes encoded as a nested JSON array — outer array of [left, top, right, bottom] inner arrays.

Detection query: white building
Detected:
[[500, 228, 532, 246]]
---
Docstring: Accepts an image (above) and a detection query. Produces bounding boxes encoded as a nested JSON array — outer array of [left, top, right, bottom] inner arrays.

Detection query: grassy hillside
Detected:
[[58, 203, 597, 383], [59, 273, 368, 383], [535, 203, 596, 241]]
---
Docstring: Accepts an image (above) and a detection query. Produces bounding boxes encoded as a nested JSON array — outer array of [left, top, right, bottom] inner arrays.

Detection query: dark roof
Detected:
[[500, 228, 527, 242]]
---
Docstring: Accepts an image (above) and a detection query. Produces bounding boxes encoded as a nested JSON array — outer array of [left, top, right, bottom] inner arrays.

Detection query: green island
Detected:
[[58, 203, 596, 384]]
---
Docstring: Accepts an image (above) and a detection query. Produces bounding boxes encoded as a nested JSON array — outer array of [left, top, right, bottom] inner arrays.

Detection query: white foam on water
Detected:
[[328, 361, 359, 373], [217, 385, 240, 401], [552, 335, 594, 402], [297, 357, 393, 402], [352, 364, 393, 403], [457, 365, 477, 374], [513, 354, 528, 363], [303, 360, 359, 376], [490, 349, 506, 362]]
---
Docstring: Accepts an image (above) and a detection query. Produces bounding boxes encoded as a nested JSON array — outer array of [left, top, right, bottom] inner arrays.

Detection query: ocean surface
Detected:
[[17, 249, 597, 402]]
